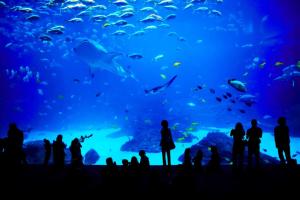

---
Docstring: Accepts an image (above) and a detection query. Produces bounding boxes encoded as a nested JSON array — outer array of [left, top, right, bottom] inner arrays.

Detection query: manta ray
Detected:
[[145, 75, 177, 94], [73, 39, 135, 79]]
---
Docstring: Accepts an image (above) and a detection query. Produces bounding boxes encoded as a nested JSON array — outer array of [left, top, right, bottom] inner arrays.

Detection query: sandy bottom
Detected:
[[24, 127, 300, 165]]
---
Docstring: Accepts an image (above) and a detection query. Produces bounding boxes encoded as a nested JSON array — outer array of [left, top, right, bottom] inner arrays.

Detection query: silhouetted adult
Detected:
[[207, 145, 220, 172], [43, 139, 51, 166], [139, 150, 150, 171], [160, 120, 175, 168], [6, 123, 26, 166], [183, 148, 192, 171], [230, 122, 246, 169], [193, 149, 203, 172], [274, 117, 291, 166], [52, 134, 66, 168], [246, 119, 262, 168], [70, 138, 83, 168]]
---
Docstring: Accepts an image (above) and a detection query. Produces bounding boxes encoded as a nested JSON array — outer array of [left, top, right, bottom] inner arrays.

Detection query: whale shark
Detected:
[[73, 39, 135, 79]]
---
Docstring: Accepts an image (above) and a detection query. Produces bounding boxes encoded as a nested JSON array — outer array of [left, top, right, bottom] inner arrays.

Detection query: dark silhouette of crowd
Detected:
[[0, 118, 297, 174]]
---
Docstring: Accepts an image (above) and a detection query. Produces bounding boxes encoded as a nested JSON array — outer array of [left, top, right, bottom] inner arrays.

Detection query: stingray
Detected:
[[73, 39, 135, 79]]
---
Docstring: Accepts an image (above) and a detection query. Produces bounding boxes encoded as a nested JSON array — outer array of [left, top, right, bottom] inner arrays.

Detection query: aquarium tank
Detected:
[[0, 0, 299, 165]]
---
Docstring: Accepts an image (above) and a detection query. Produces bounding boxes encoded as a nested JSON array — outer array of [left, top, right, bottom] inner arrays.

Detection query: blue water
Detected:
[[0, 0, 300, 164]]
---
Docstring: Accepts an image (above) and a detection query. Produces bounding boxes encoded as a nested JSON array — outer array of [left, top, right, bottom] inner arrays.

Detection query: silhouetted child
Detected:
[[183, 148, 192, 171], [193, 149, 203, 172], [70, 138, 83, 168], [130, 156, 139, 172], [207, 145, 220, 172], [230, 122, 246, 170], [274, 117, 292, 166], [246, 119, 262, 168], [43, 139, 51, 166], [139, 150, 150, 172], [52, 134, 66, 169]]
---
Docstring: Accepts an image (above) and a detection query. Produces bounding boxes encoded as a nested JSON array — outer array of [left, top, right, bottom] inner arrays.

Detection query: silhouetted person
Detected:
[[70, 138, 83, 168], [52, 134, 66, 169], [130, 156, 140, 172], [207, 145, 220, 172], [160, 120, 175, 168], [230, 122, 246, 170], [193, 149, 203, 172], [183, 148, 192, 171], [43, 139, 51, 166], [139, 150, 150, 171], [246, 119, 262, 168], [6, 123, 26, 166], [274, 117, 292, 166]]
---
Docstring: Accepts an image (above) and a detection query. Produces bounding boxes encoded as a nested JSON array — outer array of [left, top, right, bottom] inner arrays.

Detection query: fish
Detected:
[[239, 109, 246, 114], [113, 0, 128, 6], [209, 88, 216, 94], [165, 14, 176, 20], [73, 39, 135, 79], [227, 108, 232, 112], [230, 99, 236, 104], [154, 54, 164, 61], [228, 79, 247, 92], [187, 102, 196, 107], [216, 97, 222, 102], [26, 14, 40, 21], [226, 92, 232, 98], [128, 53, 143, 59], [173, 61, 181, 67], [160, 74, 167, 79], [96, 92, 102, 97], [145, 75, 177, 95], [39, 34, 52, 42], [275, 61, 284, 67], [73, 78, 80, 83], [239, 94, 256, 107], [222, 95, 228, 99], [68, 17, 84, 23]]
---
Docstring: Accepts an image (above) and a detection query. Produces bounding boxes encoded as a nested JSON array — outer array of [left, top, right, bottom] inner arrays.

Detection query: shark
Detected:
[[73, 39, 135, 79], [145, 75, 177, 94]]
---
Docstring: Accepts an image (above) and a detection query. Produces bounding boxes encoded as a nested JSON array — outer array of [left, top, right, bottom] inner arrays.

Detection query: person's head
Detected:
[[56, 134, 63, 142], [161, 120, 169, 128], [139, 150, 146, 157], [106, 157, 113, 166], [235, 122, 243, 130], [9, 123, 17, 130], [184, 148, 191, 156], [251, 119, 257, 127], [44, 139, 49, 144], [130, 156, 139, 165], [122, 159, 129, 167], [278, 117, 286, 126]]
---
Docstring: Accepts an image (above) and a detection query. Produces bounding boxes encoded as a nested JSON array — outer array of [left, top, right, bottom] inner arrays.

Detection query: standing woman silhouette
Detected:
[[160, 120, 175, 168]]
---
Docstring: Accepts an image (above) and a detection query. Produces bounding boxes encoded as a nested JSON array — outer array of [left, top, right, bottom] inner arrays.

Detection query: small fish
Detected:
[[37, 89, 44, 96], [292, 154, 297, 158], [239, 109, 246, 114], [96, 92, 102, 97], [173, 61, 181, 67], [154, 54, 164, 61], [226, 92, 232, 98], [227, 108, 232, 112], [187, 102, 196, 107], [259, 61, 266, 68], [222, 95, 228, 99], [275, 62, 284, 67], [73, 78, 80, 83], [128, 53, 143, 59], [160, 74, 167, 79], [209, 88, 216, 94], [230, 99, 236, 104], [216, 97, 222, 102], [263, 148, 267, 152]]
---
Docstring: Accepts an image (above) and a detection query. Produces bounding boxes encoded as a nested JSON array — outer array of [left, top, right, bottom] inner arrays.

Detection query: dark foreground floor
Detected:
[[0, 165, 299, 199]]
